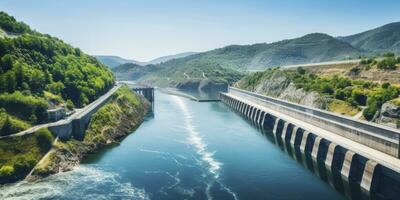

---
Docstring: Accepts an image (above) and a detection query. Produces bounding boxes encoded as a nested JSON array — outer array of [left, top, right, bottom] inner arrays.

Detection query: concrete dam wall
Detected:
[[228, 87, 400, 158], [220, 88, 400, 200]]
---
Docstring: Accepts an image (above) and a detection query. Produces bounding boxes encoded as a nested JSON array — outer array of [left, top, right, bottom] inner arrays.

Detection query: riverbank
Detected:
[[0, 86, 150, 183], [29, 86, 150, 179]]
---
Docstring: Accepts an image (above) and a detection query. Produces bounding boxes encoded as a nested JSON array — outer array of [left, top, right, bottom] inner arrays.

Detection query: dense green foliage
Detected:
[[377, 54, 399, 70], [0, 11, 31, 34], [0, 128, 54, 183], [0, 109, 31, 136], [239, 68, 400, 120], [0, 12, 114, 134]]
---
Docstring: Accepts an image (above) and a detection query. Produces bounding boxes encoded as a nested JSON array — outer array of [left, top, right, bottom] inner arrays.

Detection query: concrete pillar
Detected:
[[341, 150, 355, 180], [325, 143, 338, 170], [311, 136, 322, 161], [248, 106, 253, 118], [290, 127, 298, 146], [281, 122, 289, 141], [341, 150, 356, 199], [234, 100, 239, 110], [257, 110, 262, 123], [250, 106, 254, 119], [257, 111, 263, 124], [253, 109, 259, 122], [261, 112, 267, 127], [299, 131, 310, 153], [360, 160, 378, 196], [273, 118, 281, 136]]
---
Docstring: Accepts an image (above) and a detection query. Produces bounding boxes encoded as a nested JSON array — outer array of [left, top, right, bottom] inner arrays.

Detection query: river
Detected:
[[0, 91, 346, 200]]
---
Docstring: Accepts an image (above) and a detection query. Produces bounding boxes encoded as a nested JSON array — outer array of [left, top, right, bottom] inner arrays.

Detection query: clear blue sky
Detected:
[[1, 0, 399, 61]]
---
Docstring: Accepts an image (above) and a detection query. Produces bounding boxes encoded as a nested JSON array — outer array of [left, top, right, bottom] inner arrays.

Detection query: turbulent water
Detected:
[[0, 91, 345, 200]]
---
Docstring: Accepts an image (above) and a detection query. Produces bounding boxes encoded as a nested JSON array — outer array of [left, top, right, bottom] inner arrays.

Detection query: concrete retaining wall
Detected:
[[48, 86, 118, 140]]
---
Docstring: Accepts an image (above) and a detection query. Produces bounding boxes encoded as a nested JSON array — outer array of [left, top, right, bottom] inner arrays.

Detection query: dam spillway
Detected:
[[220, 87, 400, 200]]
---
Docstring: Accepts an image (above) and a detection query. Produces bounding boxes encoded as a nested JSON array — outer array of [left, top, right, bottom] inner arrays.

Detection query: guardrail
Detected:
[[228, 87, 400, 158]]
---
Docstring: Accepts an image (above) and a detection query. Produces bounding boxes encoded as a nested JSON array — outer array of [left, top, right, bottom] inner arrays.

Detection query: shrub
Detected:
[[334, 89, 347, 100], [382, 82, 391, 89], [363, 106, 377, 121], [0, 113, 30, 136], [352, 89, 367, 106], [0, 91, 48, 123], [383, 52, 395, 57], [320, 82, 334, 95], [377, 57, 397, 70], [296, 67, 306, 75], [13, 154, 37, 175], [0, 165, 14, 177], [36, 128, 54, 151]]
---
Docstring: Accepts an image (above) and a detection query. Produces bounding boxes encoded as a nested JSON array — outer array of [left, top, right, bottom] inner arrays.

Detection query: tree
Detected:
[[320, 82, 334, 95], [382, 82, 391, 89], [352, 89, 367, 106], [296, 67, 306, 75], [1, 116, 12, 135], [1, 54, 13, 71]]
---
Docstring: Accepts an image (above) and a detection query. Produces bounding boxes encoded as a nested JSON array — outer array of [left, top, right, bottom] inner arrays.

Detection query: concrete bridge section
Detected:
[[131, 86, 154, 111], [220, 87, 400, 200], [48, 85, 121, 140]]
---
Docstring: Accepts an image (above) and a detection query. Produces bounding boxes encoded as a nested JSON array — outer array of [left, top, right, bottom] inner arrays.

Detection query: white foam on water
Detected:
[[172, 96, 239, 200], [0, 165, 149, 200]]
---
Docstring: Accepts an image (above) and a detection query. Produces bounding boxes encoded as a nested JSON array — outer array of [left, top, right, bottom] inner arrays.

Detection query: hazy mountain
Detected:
[[96, 52, 197, 68], [147, 52, 198, 64], [338, 22, 400, 53], [94, 55, 143, 68], [152, 33, 361, 71], [112, 63, 157, 80]]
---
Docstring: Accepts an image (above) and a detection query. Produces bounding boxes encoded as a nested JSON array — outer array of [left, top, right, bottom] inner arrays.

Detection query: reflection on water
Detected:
[[234, 107, 384, 200], [174, 88, 223, 100]]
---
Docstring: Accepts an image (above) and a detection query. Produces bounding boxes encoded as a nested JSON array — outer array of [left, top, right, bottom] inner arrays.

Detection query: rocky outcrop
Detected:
[[378, 101, 400, 128], [244, 70, 328, 109]]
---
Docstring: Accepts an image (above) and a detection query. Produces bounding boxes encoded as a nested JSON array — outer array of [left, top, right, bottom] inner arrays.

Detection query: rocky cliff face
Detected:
[[378, 100, 400, 128], [238, 70, 328, 109]]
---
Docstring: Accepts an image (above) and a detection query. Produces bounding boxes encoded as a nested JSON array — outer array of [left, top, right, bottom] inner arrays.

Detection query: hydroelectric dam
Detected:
[[220, 87, 400, 200]]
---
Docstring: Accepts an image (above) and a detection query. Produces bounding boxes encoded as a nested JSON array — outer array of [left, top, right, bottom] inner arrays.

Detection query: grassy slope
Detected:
[[0, 128, 54, 183], [237, 67, 400, 119], [32, 86, 149, 177]]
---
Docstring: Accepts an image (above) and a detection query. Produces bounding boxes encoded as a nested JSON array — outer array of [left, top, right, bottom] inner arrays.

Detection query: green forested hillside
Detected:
[[0, 12, 114, 135], [154, 33, 362, 71]]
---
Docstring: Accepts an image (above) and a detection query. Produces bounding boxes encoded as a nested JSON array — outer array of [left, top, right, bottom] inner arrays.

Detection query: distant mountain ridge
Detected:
[[338, 22, 400, 53], [147, 52, 198, 64], [95, 52, 198, 68], [94, 55, 143, 68], [113, 21, 400, 88]]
